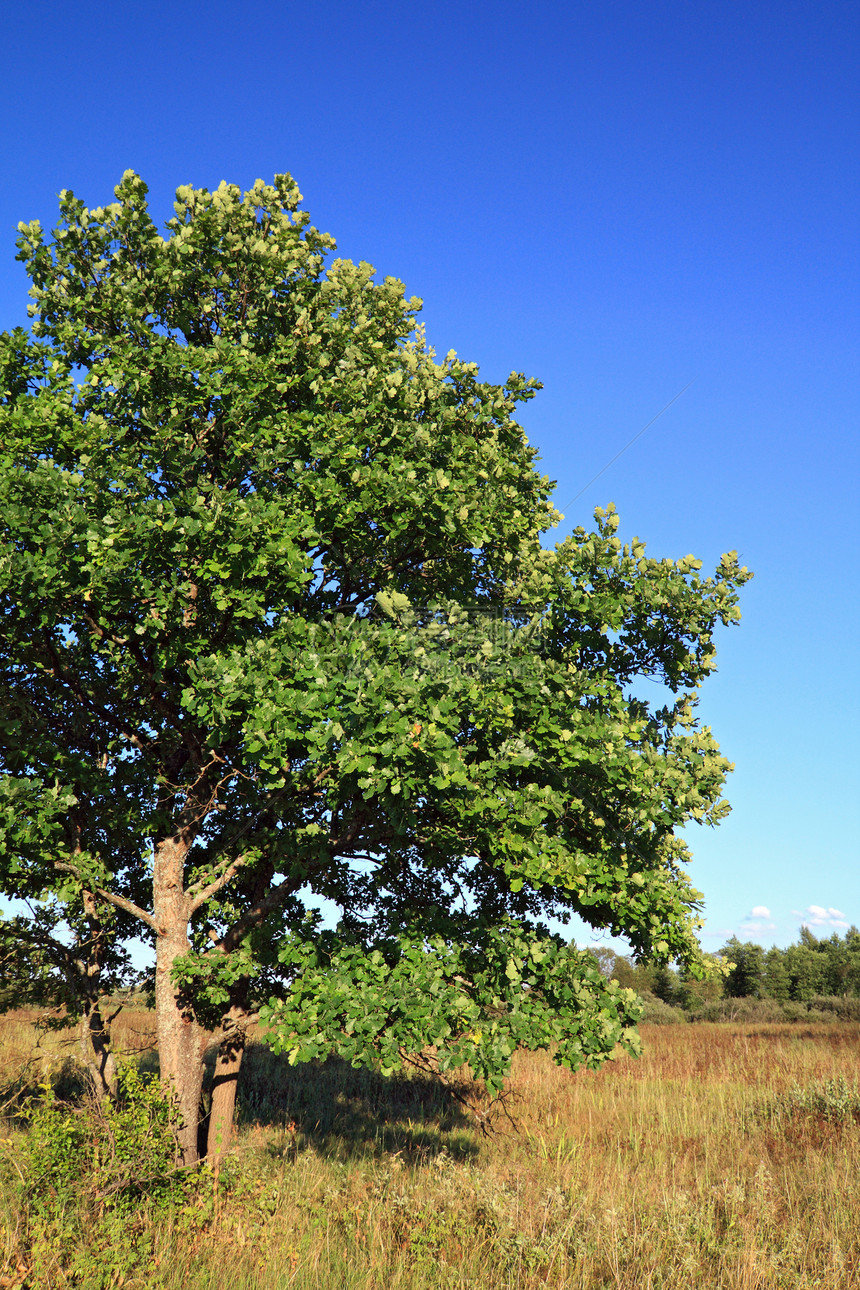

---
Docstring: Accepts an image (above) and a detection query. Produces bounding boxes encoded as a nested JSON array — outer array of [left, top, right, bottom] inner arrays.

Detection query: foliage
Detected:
[[8, 1064, 200, 1287], [693, 996, 815, 1024], [765, 1076, 860, 1126], [721, 937, 766, 998], [762, 945, 791, 1001], [24, 1064, 179, 1194], [259, 923, 642, 1093], [589, 929, 860, 1024], [717, 928, 860, 1003], [0, 171, 750, 1155], [805, 994, 860, 1022], [0, 897, 139, 1100], [0, 901, 136, 1016], [638, 994, 689, 1024]]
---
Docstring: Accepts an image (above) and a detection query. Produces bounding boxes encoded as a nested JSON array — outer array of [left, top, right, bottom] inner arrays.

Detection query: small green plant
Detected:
[[767, 1076, 860, 1126], [14, 1063, 199, 1287]]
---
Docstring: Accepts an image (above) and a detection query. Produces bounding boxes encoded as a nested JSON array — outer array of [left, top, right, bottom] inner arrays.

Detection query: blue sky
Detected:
[[1, 0, 857, 952]]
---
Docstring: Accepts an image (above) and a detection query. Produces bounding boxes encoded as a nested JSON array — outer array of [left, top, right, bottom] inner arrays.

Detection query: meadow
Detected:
[[1, 1010, 859, 1289]]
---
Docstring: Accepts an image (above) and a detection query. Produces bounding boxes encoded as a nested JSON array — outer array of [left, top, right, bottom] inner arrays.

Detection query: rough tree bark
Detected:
[[206, 1007, 249, 1163], [153, 836, 205, 1163]]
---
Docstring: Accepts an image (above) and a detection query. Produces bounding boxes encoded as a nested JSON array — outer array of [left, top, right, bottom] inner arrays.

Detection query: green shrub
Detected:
[[694, 997, 783, 1022], [689, 995, 858, 1024], [767, 1076, 860, 1125], [807, 995, 860, 1022], [639, 993, 689, 1024], [692, 997, 838, 1024], [13, 1063, 205, 1287]]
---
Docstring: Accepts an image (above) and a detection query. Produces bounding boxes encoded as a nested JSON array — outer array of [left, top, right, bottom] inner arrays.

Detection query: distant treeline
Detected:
[[590, 927, 860, 1023]]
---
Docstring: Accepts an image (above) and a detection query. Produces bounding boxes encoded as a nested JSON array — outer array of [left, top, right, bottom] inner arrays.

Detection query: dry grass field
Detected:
[[1, 1010, 859, 1288]]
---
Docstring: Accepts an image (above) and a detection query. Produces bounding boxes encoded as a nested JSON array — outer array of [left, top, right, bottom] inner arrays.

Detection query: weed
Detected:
[[767, 1075, 860, 1125]]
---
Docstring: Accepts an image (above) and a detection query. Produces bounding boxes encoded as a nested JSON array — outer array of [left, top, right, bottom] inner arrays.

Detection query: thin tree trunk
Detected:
[[78, 1002, 118, 1100], [206, 1015, 247, 1163], [153, 836, 204, 1164], [77, 890, 118, 1100]]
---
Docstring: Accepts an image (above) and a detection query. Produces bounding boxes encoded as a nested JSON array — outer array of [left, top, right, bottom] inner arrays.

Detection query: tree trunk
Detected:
[[78, 1002, 118, 1100], [206, 1016, 247, 1163], [77, 890, 117, 1099], [153, 837, 204, 1164]]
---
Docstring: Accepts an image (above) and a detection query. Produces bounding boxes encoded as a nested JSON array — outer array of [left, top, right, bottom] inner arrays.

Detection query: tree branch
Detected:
[[53, 862, 158, 932], [37, 632, 151, 753], [187, 852, 252, 914], [213, 875, 303, 955]]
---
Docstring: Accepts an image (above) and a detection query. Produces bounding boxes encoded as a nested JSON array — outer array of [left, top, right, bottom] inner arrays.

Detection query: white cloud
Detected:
[[740, 906, 776, 936], [792, 905, 850, 930]]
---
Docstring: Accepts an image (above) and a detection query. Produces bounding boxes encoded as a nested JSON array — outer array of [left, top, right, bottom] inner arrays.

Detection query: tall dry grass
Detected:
[[2, 1013, 859, 1288]]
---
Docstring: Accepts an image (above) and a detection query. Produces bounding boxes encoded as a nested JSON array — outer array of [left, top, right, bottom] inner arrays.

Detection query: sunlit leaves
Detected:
[[1, 171, 750, 1098]]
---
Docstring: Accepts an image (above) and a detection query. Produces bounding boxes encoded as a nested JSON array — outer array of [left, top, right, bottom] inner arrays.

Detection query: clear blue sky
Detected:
[[1, 0, 857, 952]]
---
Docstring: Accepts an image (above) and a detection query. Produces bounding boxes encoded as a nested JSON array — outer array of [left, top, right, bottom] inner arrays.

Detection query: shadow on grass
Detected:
[[5, 1036, 481, 1164], [229, 1042, 480, 1163]]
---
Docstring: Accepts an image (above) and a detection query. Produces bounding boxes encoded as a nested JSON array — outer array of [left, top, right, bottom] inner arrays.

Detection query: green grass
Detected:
[[2, 1013, 859, 1288]]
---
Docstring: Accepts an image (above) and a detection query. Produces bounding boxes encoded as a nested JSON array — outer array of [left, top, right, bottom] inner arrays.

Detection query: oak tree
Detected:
[[0, 173, 751, 1161]]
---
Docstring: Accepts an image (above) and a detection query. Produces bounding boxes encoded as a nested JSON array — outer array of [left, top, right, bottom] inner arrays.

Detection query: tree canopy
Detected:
[[721, 929, 860, 1002], [0, 172, 751, 1160]]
